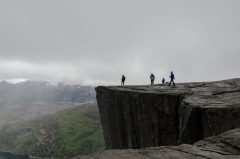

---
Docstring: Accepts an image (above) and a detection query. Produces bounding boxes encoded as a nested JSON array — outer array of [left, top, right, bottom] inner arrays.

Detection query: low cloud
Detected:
[[0, 1, 240, 86]]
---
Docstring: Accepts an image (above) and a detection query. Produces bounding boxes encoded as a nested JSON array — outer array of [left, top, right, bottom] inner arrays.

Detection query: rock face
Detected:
[[95, 79, 240, 149], [73, 128, 240, 159], [34, 125, 60, 154]]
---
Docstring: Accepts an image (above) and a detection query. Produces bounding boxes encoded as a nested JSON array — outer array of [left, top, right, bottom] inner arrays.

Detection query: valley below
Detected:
[[0, 80, 104, 159], [0, 102, 105, 159], [0, 101, 80, 128]]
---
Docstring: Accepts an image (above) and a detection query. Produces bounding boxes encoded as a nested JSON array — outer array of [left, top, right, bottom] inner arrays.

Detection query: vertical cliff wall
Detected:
[[96, 79, 240, 149]]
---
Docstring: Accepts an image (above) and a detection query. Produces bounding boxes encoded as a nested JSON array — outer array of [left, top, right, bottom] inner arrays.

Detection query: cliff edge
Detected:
[[95, 78, 240, 149]]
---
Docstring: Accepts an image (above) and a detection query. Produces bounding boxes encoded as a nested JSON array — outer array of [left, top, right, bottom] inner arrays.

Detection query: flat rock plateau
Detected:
[[95, 79, 240, 149]]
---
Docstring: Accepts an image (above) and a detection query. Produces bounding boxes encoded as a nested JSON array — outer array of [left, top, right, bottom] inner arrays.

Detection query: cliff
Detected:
[[73, 128, 240, 159], [95, 78, 240, 149]]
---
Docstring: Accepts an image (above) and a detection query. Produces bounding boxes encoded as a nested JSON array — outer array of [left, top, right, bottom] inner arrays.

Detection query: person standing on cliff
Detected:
[[169, 71, 175, 86], [150, 73, 155, 85], [162, 78, 165, 84], [121, 75, 126, 86]]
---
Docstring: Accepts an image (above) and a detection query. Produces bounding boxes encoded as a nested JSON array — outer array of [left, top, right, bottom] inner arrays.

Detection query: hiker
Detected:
[[121, 75, 126, 86], [150, 73, 155, 85], [169, 71, 175, 86], [162, 78, 165, 84]]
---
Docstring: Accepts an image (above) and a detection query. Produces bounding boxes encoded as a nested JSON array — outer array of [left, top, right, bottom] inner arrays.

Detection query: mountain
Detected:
[[0, 80, 103, 158], [0, 80, 96, 128], [0, 80, 95, 106], [0, 102, 105, 159]]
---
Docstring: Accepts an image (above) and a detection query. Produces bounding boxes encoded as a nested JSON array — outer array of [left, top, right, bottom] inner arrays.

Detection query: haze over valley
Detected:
[[0, 80, 104, 159], [0, 80, 95, 128]]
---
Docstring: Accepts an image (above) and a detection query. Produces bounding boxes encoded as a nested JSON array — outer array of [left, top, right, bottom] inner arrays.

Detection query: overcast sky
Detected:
[[0, 0, 240, 86]]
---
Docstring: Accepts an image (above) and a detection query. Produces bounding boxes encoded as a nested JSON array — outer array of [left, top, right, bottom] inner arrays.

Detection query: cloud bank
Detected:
[[1, 0, 240, 85]]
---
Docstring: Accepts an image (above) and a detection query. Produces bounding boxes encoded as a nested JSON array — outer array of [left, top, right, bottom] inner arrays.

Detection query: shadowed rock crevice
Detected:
[[212, 89, 240, 95]]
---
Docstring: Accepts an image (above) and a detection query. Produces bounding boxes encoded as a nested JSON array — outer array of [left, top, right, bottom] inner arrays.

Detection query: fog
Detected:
[[1, 0, 240, 86]]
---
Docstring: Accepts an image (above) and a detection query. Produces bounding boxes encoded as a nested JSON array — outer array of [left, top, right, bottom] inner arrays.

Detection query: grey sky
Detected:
[[0, 0, 240, 86]]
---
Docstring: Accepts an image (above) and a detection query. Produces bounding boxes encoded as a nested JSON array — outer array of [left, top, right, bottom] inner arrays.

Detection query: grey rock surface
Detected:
[[95, 79, 240, 149], [73, 128, 240, 159]]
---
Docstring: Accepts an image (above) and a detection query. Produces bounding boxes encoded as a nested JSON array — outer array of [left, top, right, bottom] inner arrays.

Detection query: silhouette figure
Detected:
[[150, 73, 155, 85], [169, 71, 175, 86], [121, 75, 126, 86], [162, 78, 165, 84]]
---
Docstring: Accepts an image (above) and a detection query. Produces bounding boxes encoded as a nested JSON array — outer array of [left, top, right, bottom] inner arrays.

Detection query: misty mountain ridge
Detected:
[[0, 80, 96, 128], [3, 79, 81, 86], [0, 80, 96, 105]]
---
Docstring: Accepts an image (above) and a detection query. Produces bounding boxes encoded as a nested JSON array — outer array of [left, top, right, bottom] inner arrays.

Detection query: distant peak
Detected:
[[6, 79, 28, 84]]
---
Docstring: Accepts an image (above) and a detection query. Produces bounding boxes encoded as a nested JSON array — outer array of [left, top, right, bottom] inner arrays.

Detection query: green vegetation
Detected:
[[0, 102, 105, 159]]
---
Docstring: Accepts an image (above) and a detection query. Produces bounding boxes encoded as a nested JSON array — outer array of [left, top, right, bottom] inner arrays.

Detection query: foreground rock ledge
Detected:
[[73, 129, 240, 159], [95, 79, 240, 149]]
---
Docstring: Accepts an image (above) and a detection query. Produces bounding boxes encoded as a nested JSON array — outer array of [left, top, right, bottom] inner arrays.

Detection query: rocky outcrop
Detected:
[[95, 78, 240, 149], [73, 128, 240, 159], [34, 126, 60, 154]]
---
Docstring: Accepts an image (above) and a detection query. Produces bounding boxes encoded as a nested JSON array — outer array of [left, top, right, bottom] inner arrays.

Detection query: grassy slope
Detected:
[[0, 102, 105, 159]]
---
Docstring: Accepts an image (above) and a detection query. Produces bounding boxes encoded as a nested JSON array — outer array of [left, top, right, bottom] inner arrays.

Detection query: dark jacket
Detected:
[[122, 76, 126, 82], [170, 73, 175, 80], [162, 78, 165, 84], [150, 75, 155, 80]]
